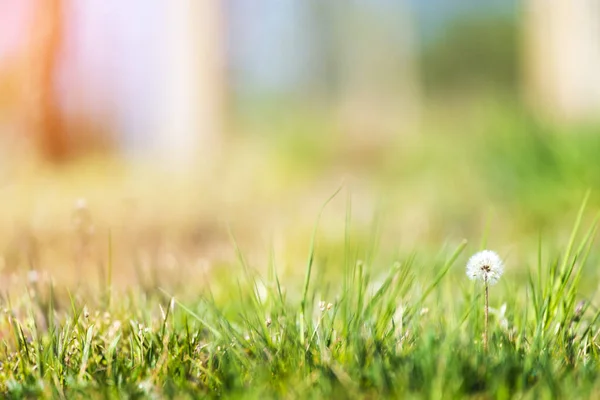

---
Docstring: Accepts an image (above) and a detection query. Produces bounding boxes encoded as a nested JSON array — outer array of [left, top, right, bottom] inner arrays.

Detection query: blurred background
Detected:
[[1, 0, 600, 293]]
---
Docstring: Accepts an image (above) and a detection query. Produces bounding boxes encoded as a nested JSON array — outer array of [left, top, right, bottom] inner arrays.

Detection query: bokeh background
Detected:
[[1, 1, 600, 294]]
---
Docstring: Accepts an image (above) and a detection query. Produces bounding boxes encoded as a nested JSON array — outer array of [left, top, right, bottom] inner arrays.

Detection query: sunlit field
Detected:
[[1, 100, 600, 398]]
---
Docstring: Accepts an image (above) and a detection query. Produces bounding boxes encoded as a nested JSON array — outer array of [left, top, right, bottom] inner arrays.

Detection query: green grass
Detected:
[[1, 191, 600, 399], [2, 98, 600, 398]]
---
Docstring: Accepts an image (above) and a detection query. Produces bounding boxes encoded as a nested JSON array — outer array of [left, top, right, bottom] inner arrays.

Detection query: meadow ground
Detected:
[[1, 99, 600, 398]]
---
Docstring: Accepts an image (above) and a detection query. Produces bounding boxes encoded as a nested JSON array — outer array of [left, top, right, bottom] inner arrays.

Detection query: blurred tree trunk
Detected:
[[28, 0, 68, 161], [158, 0, 224, 167], [524, 0, 600, 123]]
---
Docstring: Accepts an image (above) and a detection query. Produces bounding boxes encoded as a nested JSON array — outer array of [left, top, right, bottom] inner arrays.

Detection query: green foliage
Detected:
[[474, 109, 600, 227], [421, 15, 520, 92]]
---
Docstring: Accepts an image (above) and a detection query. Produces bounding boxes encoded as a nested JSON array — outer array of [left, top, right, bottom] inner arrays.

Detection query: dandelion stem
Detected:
[[484, 278, 489, 352]]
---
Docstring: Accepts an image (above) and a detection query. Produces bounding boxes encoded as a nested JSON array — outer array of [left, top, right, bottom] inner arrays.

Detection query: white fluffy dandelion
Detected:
[[466, 250, 504, 285], [466, 250, 504, 351]]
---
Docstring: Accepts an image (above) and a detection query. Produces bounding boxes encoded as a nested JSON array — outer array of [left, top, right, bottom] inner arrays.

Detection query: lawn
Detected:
[[1, 99, 600, 398]]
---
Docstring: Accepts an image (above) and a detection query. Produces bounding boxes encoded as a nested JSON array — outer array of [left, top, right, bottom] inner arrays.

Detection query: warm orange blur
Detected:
[[30, 0, 68, 160]]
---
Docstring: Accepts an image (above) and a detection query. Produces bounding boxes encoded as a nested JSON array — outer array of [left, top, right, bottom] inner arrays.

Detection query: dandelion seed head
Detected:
[[466, 250, 504, 285]]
